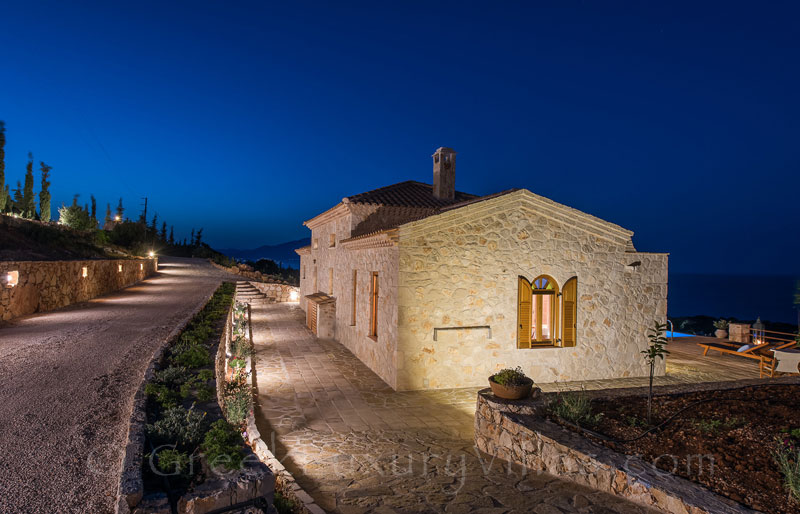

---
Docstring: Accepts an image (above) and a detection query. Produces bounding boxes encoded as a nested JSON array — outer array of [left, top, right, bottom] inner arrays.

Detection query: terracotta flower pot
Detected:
[[489, 376, 533, 400], [715, 329, 728, 339]]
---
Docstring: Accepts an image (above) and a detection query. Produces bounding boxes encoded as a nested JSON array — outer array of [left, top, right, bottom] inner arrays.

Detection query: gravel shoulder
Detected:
[[0, 257, 239, 514]]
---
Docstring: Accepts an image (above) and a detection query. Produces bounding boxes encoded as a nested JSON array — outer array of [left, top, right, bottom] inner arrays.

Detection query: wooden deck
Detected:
[[665, 335, 763, 382]]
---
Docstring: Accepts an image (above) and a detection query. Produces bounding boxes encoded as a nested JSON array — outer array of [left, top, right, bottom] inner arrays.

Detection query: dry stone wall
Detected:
[[474, 388, 760, 514], [396, 190, 668, 390], [249, 281, 298, 302], [0, 258, 157, 321]]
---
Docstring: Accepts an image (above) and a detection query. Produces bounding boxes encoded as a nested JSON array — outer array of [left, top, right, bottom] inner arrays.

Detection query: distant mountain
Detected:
[[218, 238, 309, 269]]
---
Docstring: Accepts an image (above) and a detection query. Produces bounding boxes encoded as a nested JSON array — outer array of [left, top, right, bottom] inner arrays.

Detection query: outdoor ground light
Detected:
[[118, 264, 123, 272], [82, 266, 88, 278], [114, 215, 121, 221], [289, 290, 299, 301], [148, 251, 155, 258], [140, 263, 144, 270], [6, 271, 19, 288]]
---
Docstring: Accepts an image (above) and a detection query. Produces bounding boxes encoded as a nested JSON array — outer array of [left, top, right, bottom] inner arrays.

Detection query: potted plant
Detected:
[[713, 319, 729, 339], [489, 367, 533, 400]]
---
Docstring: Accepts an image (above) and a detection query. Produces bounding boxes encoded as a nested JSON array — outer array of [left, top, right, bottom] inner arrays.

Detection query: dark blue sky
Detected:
[[1, 1, 798, 274]]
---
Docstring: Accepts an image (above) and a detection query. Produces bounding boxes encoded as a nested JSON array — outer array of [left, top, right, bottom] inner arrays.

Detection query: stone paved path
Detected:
[[251, 302, 662, 513]]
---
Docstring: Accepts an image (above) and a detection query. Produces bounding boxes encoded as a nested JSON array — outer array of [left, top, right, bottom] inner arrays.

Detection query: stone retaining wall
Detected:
[[249, 281, 299, 303], [472, 381, 797, 514], [209, 260, 292, 285], [1, 258, 157, 321]]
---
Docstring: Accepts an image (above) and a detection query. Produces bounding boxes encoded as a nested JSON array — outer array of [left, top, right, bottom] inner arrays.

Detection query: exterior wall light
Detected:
[[114, 215, 121, 221], [289, 290, 299, 301], [82, 266, 88, 278], [6, 270, 19, 288], [118, 264, 123, 273], [140, 263, 144, 271], [148, 251, 155, 258]]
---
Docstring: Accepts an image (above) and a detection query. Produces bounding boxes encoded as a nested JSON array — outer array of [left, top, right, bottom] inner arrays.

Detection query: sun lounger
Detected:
[[697, 340, 771, 361]]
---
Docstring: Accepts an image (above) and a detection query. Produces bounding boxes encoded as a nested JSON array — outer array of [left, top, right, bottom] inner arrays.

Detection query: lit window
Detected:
[[369, 272, 378, 339], [82, 267, 88, 278], [6, 270, 19, 288], [517, 275, 578, 349]]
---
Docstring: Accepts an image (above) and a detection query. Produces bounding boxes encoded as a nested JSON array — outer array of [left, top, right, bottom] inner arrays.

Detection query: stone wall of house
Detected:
[[249, 281, 298, 302], [396, 190, 668, 390], [298, 214, 400, 389], [0, 258, 158, 321], [474, 390, 755, 514]]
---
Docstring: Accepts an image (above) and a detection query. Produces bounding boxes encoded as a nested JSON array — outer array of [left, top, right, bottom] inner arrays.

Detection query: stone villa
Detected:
[[296, 147, 668, 390]]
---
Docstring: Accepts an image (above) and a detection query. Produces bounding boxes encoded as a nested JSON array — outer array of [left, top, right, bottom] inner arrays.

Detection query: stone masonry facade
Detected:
[[1, 258, 158, 321], [297, 148, 668, 391], [397, 190, 668, 389]]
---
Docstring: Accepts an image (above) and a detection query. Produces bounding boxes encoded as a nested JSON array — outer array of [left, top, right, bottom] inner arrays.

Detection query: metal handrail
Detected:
[[433, 325, 492, 341]]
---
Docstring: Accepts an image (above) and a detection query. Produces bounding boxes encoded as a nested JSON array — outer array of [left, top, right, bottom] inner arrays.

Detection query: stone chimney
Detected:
[[432, 147, 456, 201]]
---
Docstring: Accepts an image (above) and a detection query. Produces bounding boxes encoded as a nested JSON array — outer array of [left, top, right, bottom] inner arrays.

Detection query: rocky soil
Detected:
[[566, 385, 800, 514]]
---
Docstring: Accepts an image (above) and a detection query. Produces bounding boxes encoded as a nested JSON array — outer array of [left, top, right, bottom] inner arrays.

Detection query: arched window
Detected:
[[517, 275, 559, 348]]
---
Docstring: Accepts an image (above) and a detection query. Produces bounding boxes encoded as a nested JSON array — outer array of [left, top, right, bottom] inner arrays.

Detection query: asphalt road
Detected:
[[0, 257, 238, 514]]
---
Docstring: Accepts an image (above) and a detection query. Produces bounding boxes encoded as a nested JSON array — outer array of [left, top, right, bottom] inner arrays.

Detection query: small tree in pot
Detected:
[[489, 367, 534, 400], [713, 319, 729, 339]]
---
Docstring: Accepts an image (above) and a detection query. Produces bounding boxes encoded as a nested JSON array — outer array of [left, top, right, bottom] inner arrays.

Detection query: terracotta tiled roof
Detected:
[[344, 180, 478, 208]]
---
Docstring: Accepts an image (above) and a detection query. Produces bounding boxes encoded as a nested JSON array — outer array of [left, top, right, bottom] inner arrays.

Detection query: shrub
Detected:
[[203, 420, 244, 472], [58, 204, 96, 231], [549, 387, 603, 428], [173, 344, 210, 368], [146, 406, 208, 449], [154, 366, 190, 387], [713, 319, 729, 330], [230, 335, 252, 359], [145, 383, 180, 409], [196, 383, 216, 403], [490, 366, 530, 386], [197, 369, 215, 382], [222, 377, 251, 426], [773, 436, 800, 504], [156, 448, 191, 475], [273, 491, 298, 514]]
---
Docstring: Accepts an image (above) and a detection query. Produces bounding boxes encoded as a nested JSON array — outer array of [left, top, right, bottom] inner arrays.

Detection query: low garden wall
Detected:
[[0, 258, 157, 321], [209, 260, 292, 286], [473, 381, 786, 514], [249, 281, 298, 303]]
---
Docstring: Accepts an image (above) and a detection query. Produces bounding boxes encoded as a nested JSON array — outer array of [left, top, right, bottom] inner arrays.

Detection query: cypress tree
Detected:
[[39, 162, 52, 222], [90, 195, 97, 226], [160, 221, 167, 242], [0, 121, 6, 212], [169, 226, 174, 245], [116, 198, 124, 220], [22, 153, 35, 218], [150, 213, 158, 236], [105, 203, 112, 225], [12, 181, 23, 212], [195, 228, 203, 246], [190, 228, 195, 246]]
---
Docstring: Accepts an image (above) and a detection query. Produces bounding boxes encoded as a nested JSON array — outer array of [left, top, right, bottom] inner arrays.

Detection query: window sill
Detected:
[[367, 335, 378, 342]]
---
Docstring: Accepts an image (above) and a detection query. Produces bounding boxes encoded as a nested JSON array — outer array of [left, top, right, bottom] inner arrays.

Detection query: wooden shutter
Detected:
[[562, 277, 577, 347], [517, 277, 532, 349], [307, 302, 318, 334], [370, 272, 379, 337]]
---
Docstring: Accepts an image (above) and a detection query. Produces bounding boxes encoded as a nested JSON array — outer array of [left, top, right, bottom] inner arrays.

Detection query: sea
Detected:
[[669, 273, 800, 325]]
